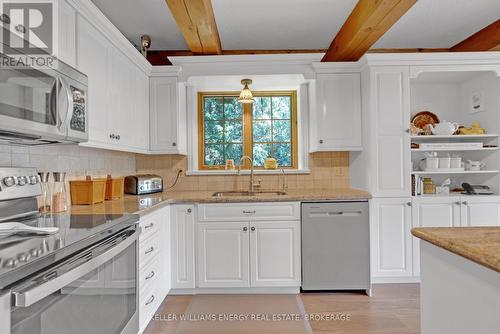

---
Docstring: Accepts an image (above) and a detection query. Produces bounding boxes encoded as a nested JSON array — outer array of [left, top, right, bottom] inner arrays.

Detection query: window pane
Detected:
[[225, 144, 243, 162], [272, 96, 291, 119], [224, 121, 243, 143], [204, 97, 223, 120], [272, 120, 291, 142], [223, 97, 242, 119], [204, 121, 224, 143], [273, 143, 292, 167], [253, 143, 272, 166], [253, 97, 271, 119], [253, 120, 271, 142], [205, 144, 225, 165]]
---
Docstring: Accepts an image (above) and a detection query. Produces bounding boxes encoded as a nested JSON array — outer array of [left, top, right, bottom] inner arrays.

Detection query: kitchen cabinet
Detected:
[[150, 74, 187, 154], [197, 222, 250, 288], [460, 196, 500, 227], [369, 67, 411, 197], [57, 0, 77, 67], [370, 198, 413, 279], [170, 205, 196, 290], [250, 221, 301, 287], [311, 73, 362, 151], [411, 196, 461, 276]]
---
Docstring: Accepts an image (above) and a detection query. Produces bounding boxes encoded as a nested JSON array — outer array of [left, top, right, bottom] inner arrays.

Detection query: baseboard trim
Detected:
[[169, 287, 300, 295]]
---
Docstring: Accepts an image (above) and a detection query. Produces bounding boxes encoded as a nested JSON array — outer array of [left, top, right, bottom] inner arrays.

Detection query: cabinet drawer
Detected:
[[139, 282, 159, 329], [198, 202, 300, 221], [139, 234, 160, 269], [139, 256, 160, 293], [139, 214, 161, 242]]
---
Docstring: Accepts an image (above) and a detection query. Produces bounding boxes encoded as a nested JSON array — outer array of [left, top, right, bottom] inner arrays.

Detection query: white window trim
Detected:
[[186, 77, 311, 175]]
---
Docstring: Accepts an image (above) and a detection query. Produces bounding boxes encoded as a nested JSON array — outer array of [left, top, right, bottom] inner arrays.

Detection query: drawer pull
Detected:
[[250, 226, 255, 232], [145, 247, 154, 254], [146, 271, 155, 280], [243, 210, 256, 214], [243, 226, 248, 232], [144, 223, 154, 229], [145, 295, 155, 306]]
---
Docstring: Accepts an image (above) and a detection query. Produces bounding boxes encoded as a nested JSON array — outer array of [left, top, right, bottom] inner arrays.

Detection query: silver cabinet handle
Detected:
[[251, 226, 255, 232], [116, 134, 121, 140], [243, 210, 256, 214], [406, 202, 412, 207], [462, 201, 468, 205], [145, 295, 155, 306], [455, 201, 461, 205], [145, 247, 154, 254], [319, 139, 324, 144], [187, 208, 192, 213], [144, 223, 154, 229], [109, 134, 115, 139], [145, 271, 155, 280], [172, 142, 177, 147], [243, 227, 248, 232]]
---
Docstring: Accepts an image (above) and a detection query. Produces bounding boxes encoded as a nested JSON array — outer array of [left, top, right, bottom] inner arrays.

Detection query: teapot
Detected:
[[428, 121, 459, 135]]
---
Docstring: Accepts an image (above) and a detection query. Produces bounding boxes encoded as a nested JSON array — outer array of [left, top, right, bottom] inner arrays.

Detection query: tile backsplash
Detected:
[[0, 144, 136, 179], [136, 152, 350, 192]]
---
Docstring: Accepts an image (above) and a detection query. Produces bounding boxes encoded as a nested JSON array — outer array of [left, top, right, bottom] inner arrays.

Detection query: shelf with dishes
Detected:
[[410, 134, 499, 140]]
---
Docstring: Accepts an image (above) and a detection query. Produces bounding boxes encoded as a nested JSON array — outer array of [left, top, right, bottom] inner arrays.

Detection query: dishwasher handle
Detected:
[[308, 211, 363, 217]]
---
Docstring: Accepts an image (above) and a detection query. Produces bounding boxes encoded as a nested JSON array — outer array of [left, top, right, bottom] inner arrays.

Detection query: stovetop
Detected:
[[0, 212, 139, 289]]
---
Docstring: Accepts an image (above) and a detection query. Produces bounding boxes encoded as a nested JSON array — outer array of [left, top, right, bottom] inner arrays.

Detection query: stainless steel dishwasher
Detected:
[[301, 201, 370, 294]]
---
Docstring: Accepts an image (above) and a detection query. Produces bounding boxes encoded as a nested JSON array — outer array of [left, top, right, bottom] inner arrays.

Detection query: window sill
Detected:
[[186, 169, 311, 176]]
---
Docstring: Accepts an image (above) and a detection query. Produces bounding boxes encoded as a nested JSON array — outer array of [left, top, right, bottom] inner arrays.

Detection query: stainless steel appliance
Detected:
[[301, 201, 371, 293], [124, 174, 163, 195], [0, 52, 88, 145], [0, 167, 139, 334]]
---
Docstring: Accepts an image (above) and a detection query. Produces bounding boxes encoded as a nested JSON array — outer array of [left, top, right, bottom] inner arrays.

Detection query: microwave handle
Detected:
[[12, 227, 138, 308], [57, 76, 73, 131]]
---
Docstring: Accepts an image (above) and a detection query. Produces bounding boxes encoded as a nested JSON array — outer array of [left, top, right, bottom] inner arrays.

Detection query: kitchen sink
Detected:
[[212, 190, 287, 197]]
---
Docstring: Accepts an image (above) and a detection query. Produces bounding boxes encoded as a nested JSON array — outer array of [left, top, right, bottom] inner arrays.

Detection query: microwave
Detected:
[[0, 52, 88, 145]]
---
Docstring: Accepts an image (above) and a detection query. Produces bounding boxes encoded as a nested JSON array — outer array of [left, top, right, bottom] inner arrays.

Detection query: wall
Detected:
[[0, 143, 136, 179], [136, 152, 350, 192]]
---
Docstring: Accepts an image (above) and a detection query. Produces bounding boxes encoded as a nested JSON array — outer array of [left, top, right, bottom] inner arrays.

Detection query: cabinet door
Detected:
[[461, 196, 500, 227], [150, 77, 184, 154], [76, 15, 111, 144], [171, 205, 195, 289], [197, 222, 250, 288], [132, 67, 150, 151], [411, 197, 461, 276], [312, 73, 362, 151], [57, 0, 76, 67], [370, 198, 413, 278], [249, 221, 301, 287], [371, 67, 411, 197]]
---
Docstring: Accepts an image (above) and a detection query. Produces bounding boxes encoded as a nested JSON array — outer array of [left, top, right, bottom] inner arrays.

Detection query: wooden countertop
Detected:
[[70, 188, 371, 217], [412, 227, 500, 274]]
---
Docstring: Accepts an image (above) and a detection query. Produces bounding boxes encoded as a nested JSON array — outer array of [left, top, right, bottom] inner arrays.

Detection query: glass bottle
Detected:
[[37, 172, 52, 215], [52, 172, 68, 213]]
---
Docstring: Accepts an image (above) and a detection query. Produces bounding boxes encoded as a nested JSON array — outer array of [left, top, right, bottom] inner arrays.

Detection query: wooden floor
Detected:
[[144, 284, 420, 334]]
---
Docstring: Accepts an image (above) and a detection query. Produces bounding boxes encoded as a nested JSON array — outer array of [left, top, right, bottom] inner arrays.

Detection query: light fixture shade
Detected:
[[238, 79, 254, 104]]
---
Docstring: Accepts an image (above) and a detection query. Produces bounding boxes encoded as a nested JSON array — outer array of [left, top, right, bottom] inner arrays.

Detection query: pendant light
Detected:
[[238, 79, 254, 104]]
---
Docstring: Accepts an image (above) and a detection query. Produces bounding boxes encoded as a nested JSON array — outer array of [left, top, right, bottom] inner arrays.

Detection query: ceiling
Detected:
[[91, 0, 500, 51]]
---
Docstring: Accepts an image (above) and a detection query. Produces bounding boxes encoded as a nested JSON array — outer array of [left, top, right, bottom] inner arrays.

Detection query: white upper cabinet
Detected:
[[150, 74, 187, 154], [57, 0, 76, 67], [370, 66, 411, 197], [311, 73, 362, 152]]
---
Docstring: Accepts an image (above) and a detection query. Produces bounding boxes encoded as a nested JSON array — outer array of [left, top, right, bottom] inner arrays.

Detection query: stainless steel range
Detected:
[[0, 167, 140, 334]]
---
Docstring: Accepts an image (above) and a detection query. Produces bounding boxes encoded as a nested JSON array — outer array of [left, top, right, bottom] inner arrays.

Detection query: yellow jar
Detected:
[[423, 178, 436, 195], [264, 156, 278, 169]]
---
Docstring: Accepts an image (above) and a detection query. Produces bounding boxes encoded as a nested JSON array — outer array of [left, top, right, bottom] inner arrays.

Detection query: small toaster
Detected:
[[124, 174, 163, 195]]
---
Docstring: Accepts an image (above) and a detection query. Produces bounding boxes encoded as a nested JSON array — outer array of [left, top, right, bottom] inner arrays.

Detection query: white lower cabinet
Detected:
[[196, 202, 301, 290], [197, 222, 250, 288], [370, 198, 413, 280], [170, 205, 195, 289], [250, 221, 301, 287], [138, 207, 171, 333], [460, 196, 500, 227]]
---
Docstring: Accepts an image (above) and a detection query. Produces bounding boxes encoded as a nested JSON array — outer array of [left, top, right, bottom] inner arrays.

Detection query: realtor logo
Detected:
[[1, 0, 55, 55]]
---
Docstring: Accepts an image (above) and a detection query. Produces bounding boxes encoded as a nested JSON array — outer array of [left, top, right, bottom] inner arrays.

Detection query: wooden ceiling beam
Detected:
[[450, 19, 500, 52], [165, 0, 222, 55], [322, 0, 417, 62]]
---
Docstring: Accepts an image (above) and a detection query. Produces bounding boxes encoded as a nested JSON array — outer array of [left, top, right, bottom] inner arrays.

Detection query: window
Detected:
[[198, 91, 298, 170]]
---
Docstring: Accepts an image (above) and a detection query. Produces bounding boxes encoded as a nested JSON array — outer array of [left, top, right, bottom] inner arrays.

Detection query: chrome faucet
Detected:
[[238, 156, 260, 192]]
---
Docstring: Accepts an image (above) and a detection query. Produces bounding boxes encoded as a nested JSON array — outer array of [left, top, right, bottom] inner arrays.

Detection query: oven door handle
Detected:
[[12, 227, 138, 308]]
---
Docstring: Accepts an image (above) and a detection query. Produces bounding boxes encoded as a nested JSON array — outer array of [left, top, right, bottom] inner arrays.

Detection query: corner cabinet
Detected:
[[150, 72, 187, 155], [310, 73, 362, 152]]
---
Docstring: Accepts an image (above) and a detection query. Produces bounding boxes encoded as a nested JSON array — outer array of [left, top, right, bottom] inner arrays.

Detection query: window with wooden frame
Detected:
[[198, 91, 298, 170]]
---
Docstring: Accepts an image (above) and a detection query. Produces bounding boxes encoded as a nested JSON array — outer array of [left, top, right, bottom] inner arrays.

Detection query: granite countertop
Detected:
[[69, 188, 371, 217], [412, 227, 500, 274]]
